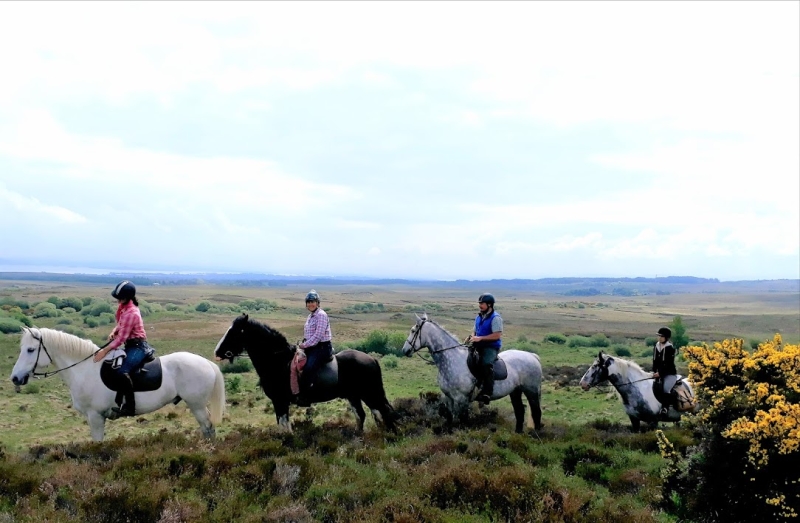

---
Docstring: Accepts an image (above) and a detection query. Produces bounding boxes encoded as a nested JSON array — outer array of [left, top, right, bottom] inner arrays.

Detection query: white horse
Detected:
[[579, 352, 698, 431], [402, 313, 543, 433], [10, 327, 225, 442]]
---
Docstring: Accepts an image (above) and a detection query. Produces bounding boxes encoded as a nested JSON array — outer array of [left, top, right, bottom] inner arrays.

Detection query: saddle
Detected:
[[466, 347, 508, 382], [653, 375, 696, 413], [101, 356, 163, 396], [291, 349, 339, 401]]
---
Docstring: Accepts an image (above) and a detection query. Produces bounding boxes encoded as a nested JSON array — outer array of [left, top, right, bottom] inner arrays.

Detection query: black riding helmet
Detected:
[[305, 290, 320, 303], [657, 327, 672, 340], [111, 281, 136, 301], [478, 293, 495, 307]]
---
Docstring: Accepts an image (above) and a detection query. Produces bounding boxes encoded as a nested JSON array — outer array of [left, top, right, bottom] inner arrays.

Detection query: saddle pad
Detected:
[[101, 358, 163, 392]]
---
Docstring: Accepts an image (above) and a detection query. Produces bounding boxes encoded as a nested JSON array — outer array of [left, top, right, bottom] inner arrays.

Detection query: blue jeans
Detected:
[[118, 346, 148, 375], [299, 341, 333, 393]]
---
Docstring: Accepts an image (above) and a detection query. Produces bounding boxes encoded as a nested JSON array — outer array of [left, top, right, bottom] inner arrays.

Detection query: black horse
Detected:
[[214, 314, 395, 432]]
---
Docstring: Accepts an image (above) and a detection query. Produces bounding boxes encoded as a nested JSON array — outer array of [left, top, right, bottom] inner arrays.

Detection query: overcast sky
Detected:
[[0, 2, 798, 280]]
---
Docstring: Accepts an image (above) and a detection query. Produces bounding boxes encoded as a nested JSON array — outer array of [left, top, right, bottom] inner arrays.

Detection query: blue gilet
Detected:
[[474, 312, 502, 349]]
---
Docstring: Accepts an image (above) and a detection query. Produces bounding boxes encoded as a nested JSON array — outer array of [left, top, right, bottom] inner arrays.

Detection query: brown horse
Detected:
[[215, 314, 395, 432]]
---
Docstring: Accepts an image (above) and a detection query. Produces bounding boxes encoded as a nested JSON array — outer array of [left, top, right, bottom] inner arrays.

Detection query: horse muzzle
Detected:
[[579, 380, 591, 391], [11, 374, 29, 387]]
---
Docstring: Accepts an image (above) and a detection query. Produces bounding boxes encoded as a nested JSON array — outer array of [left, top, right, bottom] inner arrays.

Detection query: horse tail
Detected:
[[208, 361, 226, 426], [372, 358, 397, 430]]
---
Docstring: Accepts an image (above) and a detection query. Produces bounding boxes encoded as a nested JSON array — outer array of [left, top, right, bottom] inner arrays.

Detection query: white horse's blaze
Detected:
[[11, 328, 226, 442]]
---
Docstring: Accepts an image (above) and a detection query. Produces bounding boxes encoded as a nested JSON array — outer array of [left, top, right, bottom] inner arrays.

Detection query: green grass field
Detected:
[[0, 280, 797, 521]]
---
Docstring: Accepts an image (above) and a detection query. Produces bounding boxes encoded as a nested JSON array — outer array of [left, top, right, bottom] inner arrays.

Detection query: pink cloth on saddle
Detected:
[[290, 350, 307, 395]]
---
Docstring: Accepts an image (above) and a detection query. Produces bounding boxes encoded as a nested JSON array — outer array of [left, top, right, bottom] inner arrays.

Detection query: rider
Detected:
[[652, 327, 678, 415], [92, 281, 154, 417], [295, 290, 333, 407], [470, 293, 503, 404]]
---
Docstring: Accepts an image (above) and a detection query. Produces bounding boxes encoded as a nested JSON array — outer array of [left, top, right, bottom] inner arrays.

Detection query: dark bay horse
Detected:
[[215, 314, 395, 432]]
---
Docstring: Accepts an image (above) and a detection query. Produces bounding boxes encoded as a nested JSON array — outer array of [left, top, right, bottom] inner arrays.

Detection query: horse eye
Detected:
[[27, 348, 35, 353]]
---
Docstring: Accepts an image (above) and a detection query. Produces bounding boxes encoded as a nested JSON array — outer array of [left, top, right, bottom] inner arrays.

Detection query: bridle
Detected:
[[406, 319, 467, 365], [27, 331, 109, 379]]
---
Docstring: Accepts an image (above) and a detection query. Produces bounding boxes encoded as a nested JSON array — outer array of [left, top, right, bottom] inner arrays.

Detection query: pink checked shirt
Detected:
[[108, 301, 147, 350], [300, 308, 332, 349]]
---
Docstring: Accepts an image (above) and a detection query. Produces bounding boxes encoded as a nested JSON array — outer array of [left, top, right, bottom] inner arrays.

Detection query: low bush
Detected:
[[543, 333, 567, 344], [381, 355, 399, 369], [0, 317, 24, 334], [612, 345, 632, 357], [33, 302, 62, 318], [220, 359, 253, 374]]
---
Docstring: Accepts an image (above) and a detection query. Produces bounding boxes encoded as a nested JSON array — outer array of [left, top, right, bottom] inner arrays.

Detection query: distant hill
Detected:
[[1, 272, 797, 295]]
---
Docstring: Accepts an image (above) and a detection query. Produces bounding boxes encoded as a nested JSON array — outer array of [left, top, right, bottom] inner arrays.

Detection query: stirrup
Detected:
[[659, 406, 669, 416]]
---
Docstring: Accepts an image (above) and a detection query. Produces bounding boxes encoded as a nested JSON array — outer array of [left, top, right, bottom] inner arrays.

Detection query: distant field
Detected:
[[1, 279, 797, 449]]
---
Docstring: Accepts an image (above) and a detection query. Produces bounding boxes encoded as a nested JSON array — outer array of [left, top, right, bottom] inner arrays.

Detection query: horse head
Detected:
[[579, 351, 613, 391], [215, 314, 250, 363], [11, 327, 49, 388], [402, 312, 428, 356]]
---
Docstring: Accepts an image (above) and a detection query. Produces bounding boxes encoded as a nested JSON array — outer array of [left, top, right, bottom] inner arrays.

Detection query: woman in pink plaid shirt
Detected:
[[93, 281, 154, 417], [295, 290, 333, 406]]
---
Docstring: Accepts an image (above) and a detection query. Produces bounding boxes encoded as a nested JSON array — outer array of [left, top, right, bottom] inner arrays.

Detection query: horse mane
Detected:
[[425, 318, 462, 344], [609, 355, 647, 379], [243, 316, 292, 352], [33, 328, 99, 357]]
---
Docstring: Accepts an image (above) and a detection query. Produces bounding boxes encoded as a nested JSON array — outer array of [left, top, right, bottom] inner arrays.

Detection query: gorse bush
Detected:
[[81, 301, 113, 317], [659, 335, 800, 521], [350, 330, 407, 356], [343, 302, 385, 314], [381, 355, 399, 369], [567, 334, 609, 348]]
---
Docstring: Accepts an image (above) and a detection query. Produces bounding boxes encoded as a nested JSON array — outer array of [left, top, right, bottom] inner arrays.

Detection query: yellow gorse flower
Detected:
[[681, 335, 800, 519]]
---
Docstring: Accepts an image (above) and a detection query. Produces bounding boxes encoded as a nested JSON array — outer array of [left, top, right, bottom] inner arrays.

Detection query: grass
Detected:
[[0, 280, 797, 521]]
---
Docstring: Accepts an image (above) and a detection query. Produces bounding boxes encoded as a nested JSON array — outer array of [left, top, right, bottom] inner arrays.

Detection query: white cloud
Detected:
[[0, 185, 87, 224]]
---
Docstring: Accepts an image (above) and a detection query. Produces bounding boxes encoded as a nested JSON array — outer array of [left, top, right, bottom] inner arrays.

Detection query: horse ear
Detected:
[[421, 312, 428, 321], [243, 313, 249, 321], [598, 351, 604, 361], [414, 312, 421, 321]]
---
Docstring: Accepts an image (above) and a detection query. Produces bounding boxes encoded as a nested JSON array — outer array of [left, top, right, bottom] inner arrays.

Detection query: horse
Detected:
[[214, 314, 395, 433], [579, 352, 698, 431], [10, 327, 225, 442], [401, 313, 543, 433]]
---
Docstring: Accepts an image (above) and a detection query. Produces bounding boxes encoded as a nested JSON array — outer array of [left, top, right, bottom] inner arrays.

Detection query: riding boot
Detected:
[[477, 364, 494, 404], [113, 373, 136, 417]]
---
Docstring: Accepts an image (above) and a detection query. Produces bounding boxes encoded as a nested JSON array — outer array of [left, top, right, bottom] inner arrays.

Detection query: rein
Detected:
[[30, 334, 111, 379]]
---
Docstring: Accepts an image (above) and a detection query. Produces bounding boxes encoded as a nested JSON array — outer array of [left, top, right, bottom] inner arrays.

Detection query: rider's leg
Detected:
[[661, 375, 678, 413], [297, 344, 326, 405], [112, 346, 147, 417], [477, 348, 497, 402]]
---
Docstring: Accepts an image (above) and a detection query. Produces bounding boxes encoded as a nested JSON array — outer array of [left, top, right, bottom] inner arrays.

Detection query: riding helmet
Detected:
[[478, 293, 495, 306], [657, 327, 672, 339], [111, 281, 136, 301], [305, 290, 320, 303]]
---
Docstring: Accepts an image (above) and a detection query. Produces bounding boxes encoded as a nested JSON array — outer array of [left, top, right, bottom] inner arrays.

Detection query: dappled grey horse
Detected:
[[402, 313, 542, 433], [579, 352, 698, 431]]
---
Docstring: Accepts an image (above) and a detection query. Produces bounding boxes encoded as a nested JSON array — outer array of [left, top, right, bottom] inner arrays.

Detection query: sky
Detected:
[[0, 2, 798, 281]]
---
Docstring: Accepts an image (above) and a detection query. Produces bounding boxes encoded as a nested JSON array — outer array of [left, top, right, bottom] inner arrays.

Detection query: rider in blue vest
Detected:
[[470, 293, 503, 404]]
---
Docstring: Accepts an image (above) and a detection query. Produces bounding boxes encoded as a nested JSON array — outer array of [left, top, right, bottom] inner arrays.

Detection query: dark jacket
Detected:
[[652, 342, 677, 376]]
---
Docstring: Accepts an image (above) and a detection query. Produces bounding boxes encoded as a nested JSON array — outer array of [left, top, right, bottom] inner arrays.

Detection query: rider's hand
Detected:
[[93, 349, 107, 363], [653, 372, 660, 378], [107, 331, 116, 341]]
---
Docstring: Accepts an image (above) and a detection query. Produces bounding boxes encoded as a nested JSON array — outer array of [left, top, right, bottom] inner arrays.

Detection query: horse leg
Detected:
[[188, 403, 215, 439], [524, 390, 543, 430], [274, 402, 292, 432], [628, 415, 641, 433], [87, 411, 106, 442], [510, 390, 526, 434], [347, 398, 367, 432]]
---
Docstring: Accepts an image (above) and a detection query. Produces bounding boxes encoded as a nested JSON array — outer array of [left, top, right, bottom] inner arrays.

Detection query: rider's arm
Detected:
[[107, 308, 136, 350], [300, 311, 327, 349]]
